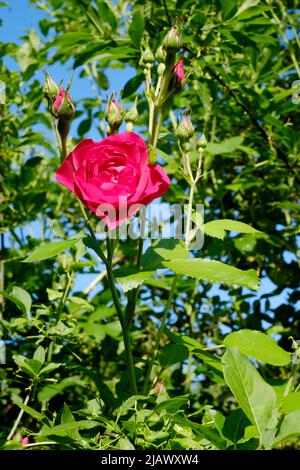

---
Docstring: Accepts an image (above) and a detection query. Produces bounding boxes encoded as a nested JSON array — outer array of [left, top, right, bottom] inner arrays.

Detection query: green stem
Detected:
[[106, 238, 137, 394], [142, 275, 178, 394], [125, 238, 144, 330], [185, 181, 195, 248], [7, 392, 31, 440]]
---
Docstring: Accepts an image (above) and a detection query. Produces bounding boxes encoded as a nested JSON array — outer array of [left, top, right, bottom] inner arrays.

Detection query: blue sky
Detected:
[[1, 1, 297, 320]]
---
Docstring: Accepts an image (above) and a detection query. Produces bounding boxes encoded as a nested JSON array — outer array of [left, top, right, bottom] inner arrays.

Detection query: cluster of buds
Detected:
[[43, 70, 75, 157], [152, 26, 185, 106], [105, 95, 139, 134]]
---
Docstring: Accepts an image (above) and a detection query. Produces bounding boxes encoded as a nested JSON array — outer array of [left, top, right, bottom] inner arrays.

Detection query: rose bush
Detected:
[[56, 131, 170, 229]]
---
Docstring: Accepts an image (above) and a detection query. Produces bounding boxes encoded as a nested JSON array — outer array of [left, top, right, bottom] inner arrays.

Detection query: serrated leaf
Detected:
[[23, 239, 80, 262], [142, 239, 189, 270], [222, 347, 277, 448], [115, 269, 154, 293], [164, 258, 259, 290], [224, 330, 291, 366], [204, 219, 261, 240]]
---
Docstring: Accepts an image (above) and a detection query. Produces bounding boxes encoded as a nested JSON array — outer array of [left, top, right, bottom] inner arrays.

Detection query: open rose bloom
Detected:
[[56, 132, 170, 229]]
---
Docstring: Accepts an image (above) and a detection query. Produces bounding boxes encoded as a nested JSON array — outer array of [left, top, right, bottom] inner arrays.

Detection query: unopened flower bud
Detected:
[[157, 63, 166, 76], [105, 96, 123, 132], [141, 47, 154, 65], [156, 45, 167, 62], [171, 60, 185, 85], [53, 87, 75, 121], [197, 133, 207, 148], [124, 103, 138, 124], [162, 26, 181, 50], [176, 115, 194, 141]]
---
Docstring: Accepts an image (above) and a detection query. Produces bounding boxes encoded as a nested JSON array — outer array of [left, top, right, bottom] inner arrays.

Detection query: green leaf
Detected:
[[281, 393, 300, 414], [118, 437, 135, 450], [76, 366, 115, 408], [142, 239, 189, 270], [224, 330, 291, 366], [37, 376, 86, 402], [122, 74, 144, 99], [159, 344, 189, 367], [222, 409, 251, 445], [23, 239, 80, 262], [222, 347, 277, 448], [128, 10, 145, 48], [13, 355, 43, 377], [15, 400, 44, 421], [41, 420, 99, 437], [164, 258, 259, 290], [273, 410, 300, 445], [115, 269, 154, 293], [155, 397, 189, 415], [221, 0, 237, 20], [1, 286, 32, 315], [206, 136, 244, 155], [204, 219, 261, 240], [39, 363, 62, 375], [33, 346, 46, 365], [234, 0, 261, 18], [165, 330, 224, 383], [61, 404, 81, 440]]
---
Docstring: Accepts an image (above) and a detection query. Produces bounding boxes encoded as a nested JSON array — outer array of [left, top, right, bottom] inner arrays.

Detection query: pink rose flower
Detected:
[[56, 132, 170, 229], [171, 60, 185, 84], [53, 87, 71, 114]]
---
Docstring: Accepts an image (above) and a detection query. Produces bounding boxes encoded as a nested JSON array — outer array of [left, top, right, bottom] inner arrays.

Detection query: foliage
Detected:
[[0, 0, 300, 451]]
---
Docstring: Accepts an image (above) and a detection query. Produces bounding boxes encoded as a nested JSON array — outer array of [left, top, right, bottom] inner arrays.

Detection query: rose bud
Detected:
[[197, 133, 207, 148], [105, 96, 123, 134], [124, 101, 139, 132], [141, 47, 155, 67], [171, 60, 185, 85], [176, 115, 194, 141], [43, 70, 58, 107], [155, 45, 167, 62], [162, 26, 181, 50], [53, 87, 75, 121]]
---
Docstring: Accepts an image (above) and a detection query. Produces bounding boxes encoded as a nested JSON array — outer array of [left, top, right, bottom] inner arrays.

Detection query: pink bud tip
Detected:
[[21, 437, 29, 446], [53, 87, 71, 114], [171, 60, 185, 84]]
